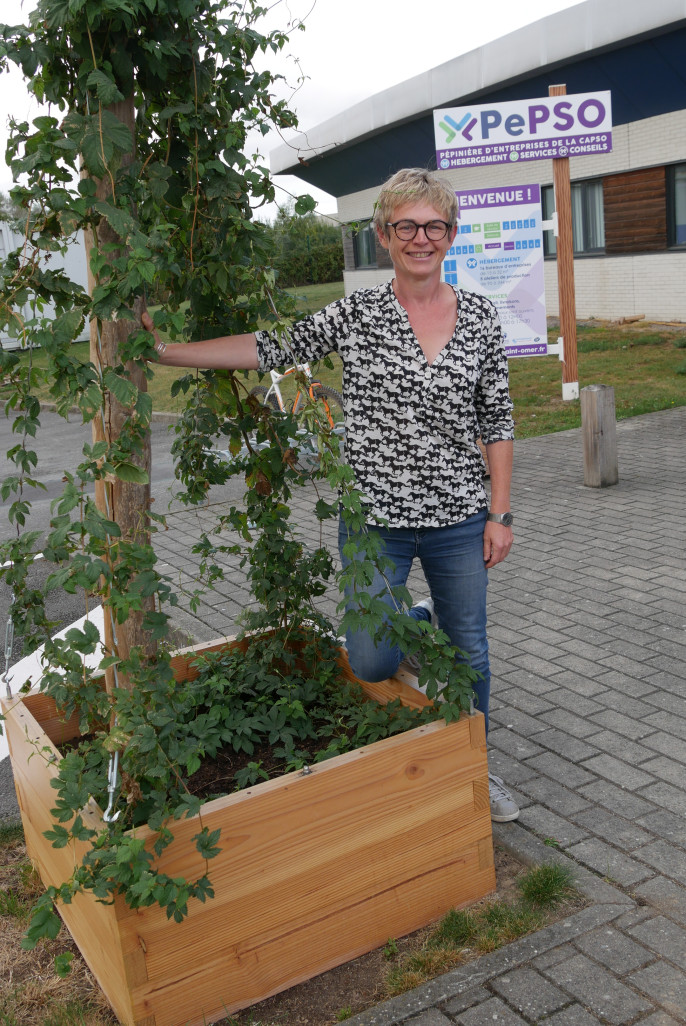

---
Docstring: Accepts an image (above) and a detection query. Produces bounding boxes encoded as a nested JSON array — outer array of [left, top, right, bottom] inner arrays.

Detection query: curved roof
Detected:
[[271, 0, 686, 196]]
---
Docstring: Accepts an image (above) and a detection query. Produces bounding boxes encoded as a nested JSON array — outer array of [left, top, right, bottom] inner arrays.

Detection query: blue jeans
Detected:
[[338, 510, 490, 732]]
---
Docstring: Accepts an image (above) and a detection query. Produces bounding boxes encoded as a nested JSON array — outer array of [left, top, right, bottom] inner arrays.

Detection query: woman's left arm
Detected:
[[483, 438, 514, 568], [473, 299, 515, 568]]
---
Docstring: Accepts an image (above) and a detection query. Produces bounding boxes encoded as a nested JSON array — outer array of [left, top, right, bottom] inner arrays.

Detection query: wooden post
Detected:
[[581, 385, 618, 487], [549, 84, 579, 401], [83, 96, 155, 688]]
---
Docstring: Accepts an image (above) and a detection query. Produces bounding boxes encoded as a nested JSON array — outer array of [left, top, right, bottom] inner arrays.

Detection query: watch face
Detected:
[[502, 512, 514, 527]]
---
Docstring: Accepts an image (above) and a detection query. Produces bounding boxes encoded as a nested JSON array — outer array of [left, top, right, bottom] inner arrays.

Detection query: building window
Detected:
[[542, 179, 605, 255], [352, 222, 377, 267], [668, 164, 686, 246]]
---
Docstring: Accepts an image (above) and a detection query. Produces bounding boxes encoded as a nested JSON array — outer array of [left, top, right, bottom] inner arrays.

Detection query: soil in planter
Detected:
[[184, 724, 357, 799], [59, 717, 364, 804]]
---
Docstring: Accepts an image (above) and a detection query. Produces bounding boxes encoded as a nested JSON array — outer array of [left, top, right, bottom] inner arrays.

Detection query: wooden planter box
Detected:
[[3, 638, 495, 1026]]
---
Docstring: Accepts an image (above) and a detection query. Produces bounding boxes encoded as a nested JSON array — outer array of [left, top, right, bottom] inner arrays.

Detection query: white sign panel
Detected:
[[0, 223, 91, 350], [435, 91, 612, 169], [443, 185, 546, 357]]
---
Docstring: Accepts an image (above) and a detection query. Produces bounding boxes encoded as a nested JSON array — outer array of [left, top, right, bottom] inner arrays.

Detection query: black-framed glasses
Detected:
[[386, 219, 452, 241]]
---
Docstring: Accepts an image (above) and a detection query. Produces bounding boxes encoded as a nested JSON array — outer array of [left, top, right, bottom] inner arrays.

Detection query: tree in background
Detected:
[[0, 190, 22, 221], [271, 200, 344, 287]]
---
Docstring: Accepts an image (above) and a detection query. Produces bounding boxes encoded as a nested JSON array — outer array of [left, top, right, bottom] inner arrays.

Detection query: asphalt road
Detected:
[[0, 410, 184, 664], [0, 411, 183, 543]]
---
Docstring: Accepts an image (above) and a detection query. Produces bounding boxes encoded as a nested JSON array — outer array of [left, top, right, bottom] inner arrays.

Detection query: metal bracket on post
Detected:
[[542, 214, 569, 372], [545, 336, 579, 398], [104, 750, 122, 823], [547, 336, 564, 360], [542, 212, 558, 237], [551, 333, 580, 397]]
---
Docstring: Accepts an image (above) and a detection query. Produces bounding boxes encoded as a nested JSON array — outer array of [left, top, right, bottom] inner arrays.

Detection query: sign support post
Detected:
[[549, 84, 579, 400]]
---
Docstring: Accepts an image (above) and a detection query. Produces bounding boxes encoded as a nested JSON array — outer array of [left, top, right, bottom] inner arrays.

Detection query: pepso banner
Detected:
[[434, 91, 612, 169]]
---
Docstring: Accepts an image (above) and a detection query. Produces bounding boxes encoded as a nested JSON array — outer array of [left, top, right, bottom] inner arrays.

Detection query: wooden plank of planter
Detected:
[[2, 694, 138, 1024], [3, 641, 494, 1026], [122, 716, 492, 1026]]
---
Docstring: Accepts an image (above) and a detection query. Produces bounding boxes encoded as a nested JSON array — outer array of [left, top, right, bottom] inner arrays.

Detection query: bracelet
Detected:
[[154, 339, 167, 356]]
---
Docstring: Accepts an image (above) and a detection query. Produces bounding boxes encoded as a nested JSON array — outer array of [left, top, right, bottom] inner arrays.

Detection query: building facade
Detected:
[[272, 0, 686, 322]]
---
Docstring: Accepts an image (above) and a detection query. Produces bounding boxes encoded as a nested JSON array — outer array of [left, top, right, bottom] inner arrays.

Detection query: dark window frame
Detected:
[[542, 178, 605, 257], [352, 222, 378, 268]]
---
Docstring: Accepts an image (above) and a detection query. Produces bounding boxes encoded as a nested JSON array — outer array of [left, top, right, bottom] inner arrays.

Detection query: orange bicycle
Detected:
[[250, 364, 343, 425], [249, 363, 344, 475]]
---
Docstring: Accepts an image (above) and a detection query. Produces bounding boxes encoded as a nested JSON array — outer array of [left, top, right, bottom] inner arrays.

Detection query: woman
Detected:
[[144, 167, 518, 822]]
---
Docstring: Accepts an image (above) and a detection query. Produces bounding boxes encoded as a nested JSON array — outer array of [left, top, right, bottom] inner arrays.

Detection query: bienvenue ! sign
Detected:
[[442, 185, 547, 358], [434, 91, 612, 168]]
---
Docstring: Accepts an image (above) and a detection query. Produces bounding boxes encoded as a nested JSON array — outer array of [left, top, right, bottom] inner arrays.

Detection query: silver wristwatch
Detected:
[[487, 512, 514, 527]]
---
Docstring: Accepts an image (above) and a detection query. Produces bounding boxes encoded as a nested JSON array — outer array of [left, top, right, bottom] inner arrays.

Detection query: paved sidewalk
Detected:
[[3, 405, 686, 1023]]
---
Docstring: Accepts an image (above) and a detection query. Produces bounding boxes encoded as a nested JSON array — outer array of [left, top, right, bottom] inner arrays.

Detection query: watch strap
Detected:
[[487, 512, 514, 526]]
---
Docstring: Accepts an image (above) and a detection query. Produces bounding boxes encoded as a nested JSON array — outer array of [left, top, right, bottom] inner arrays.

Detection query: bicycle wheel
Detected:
[[249, 385, 280, 411], [308, 385, 344, 429]]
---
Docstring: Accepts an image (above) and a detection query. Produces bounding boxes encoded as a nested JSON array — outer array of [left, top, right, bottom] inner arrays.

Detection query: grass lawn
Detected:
[[4, 282, 686, 438], [510, 321, 686, 437]]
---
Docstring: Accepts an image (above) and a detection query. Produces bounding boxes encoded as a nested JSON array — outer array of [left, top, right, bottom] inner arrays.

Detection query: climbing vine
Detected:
[[0, 0, 478, 956]]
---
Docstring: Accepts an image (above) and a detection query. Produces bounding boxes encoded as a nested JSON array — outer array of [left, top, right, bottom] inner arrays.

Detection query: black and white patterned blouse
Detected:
[[255, 281, 514, 529]]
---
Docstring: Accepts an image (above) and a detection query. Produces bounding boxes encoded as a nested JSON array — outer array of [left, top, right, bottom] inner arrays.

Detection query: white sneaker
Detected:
[[414, 598, 436, 622], [488, 774, 520, 822]]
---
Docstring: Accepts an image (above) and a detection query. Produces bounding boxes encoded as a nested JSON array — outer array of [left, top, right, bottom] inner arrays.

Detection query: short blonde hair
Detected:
[[373, 168, 458, 235]]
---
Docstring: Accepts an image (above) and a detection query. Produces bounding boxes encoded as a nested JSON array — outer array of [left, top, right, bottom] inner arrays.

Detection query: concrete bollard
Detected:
[[581, 384, 619, 487]]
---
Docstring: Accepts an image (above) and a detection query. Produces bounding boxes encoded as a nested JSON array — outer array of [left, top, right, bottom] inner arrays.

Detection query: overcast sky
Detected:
[[0, 0, 585, 214]]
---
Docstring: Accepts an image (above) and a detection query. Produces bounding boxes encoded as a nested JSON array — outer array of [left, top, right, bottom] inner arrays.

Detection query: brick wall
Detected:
[[544, 252, 686, 321]]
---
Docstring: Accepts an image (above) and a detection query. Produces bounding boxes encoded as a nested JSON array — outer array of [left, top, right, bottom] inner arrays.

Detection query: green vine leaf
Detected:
[[54, 951, 74, 978], [86, 68, 125, 106], [43, 824, 70, 848], [294, 194, 317, 215], [112, 460, 149, 484], [193, 827, 222, 861], [103, 368, 138, 407], [93, 200, 138, 244], [22, 894, 62, 950]]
